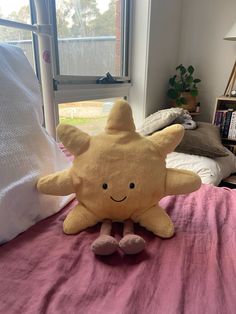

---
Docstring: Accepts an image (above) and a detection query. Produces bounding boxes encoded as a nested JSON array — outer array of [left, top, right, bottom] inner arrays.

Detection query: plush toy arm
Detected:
[[37, 168, 74, 196], [165, 168, 201, 196]]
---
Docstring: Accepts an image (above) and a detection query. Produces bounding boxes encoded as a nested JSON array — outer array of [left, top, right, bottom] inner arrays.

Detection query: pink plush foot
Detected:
[[119, 234, 146, 254], [91, 235, 119, 255]]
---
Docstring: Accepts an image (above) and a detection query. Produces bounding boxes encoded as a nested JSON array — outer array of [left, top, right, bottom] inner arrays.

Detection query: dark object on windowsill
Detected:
[[96, 72, 124, 84]]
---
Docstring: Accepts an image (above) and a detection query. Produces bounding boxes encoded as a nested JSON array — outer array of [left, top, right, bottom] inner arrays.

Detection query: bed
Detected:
[[1, 184, 236, 313], [1, 44, 236, 314]]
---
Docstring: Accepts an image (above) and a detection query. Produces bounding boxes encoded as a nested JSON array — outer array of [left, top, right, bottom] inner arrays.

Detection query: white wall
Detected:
[[145, 0, 183, 117], [130, 0, 236, 124], [179, 0, 236, 122], [129, 0, 151, 126], [129, 0, 183, 126]]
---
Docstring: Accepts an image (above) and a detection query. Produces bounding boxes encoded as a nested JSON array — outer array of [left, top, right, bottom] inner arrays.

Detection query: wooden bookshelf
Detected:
[[213, 96, 236, 155], [212, 96, 236, 122], [213, 97, 236, 187]]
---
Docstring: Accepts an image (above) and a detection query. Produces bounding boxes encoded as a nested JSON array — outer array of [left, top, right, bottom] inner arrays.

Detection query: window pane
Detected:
[[59, 98, 122, 135], [0, 1, 34, 69], [0, 26, 34, 70], [0, 0, 30, 23], [56, 0, 123, 76]]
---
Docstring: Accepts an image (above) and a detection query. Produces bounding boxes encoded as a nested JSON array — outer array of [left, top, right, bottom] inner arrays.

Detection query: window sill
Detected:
[[54, 83, 131, 104]]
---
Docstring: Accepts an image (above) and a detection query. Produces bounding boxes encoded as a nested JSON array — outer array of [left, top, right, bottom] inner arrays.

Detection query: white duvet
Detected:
[[0, 44, 73, 244], [166, 149, 236, 186]]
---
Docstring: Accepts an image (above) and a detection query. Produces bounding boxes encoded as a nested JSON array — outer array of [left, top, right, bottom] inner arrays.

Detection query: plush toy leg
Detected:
[[91, 219, 119, 255], [119, 219, 146, 254], [63, 204, 99, 234], [134, 205, 174, 238]]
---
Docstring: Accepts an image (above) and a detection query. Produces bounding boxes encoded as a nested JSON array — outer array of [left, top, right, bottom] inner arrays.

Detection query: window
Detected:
[[52, 0, 132, 134], [0, 0, 132, 136], [51, 0, 131, 82]]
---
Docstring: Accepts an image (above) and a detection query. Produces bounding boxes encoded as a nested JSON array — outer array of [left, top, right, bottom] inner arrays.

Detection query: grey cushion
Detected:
[[175, 122, 228, 158], [138, 107, 185, 135]]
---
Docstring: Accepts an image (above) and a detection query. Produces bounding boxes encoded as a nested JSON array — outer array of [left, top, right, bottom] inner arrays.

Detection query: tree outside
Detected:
[[0, 0, 117, 41], [0, 4, 31, 41]]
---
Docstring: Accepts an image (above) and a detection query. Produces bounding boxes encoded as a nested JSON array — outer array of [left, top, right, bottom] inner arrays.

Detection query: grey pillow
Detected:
[[175, 122, 228, 158], [138, 107, 185, 135]]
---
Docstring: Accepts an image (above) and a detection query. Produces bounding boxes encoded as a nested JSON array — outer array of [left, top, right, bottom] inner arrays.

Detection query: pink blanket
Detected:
[[1, 184, 236, 314]]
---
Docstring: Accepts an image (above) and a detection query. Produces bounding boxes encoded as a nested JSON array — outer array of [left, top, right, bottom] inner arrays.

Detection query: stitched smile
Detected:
[[110, 196, 127, 202]]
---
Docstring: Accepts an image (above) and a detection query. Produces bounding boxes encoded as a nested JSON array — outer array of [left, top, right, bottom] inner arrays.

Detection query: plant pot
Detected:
[[171, 92, 197, 112], [181, 92, 197, 112]]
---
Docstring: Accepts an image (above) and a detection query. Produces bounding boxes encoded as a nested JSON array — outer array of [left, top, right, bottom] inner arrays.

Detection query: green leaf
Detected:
[[169, 76, 176, 86], [190, 89, 198, 97], [174, 82, 182, 91], [176, 64, 186, 74], [180, 97, 187, 104], [176, 64, 182, 70], [193, 78, 201, 83], [188, 65, 194, 74], [186, 75, 193, 84], [167, 89, 179, 99], [180, 65, 186, 74]]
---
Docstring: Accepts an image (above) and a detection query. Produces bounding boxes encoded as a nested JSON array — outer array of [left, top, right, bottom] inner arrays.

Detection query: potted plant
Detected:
[[167, 64, 201, 112]]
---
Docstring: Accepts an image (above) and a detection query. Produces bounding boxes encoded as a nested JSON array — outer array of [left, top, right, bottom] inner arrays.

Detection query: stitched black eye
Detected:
[[129, 182, 135, 189], [102, 183, 108, 190]]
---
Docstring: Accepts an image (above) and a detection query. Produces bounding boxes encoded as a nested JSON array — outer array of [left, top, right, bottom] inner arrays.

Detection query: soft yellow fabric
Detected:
[[37, 100, 201, 238]]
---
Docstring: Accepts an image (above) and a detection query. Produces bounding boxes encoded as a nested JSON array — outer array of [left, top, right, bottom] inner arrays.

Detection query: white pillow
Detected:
[[166, 150, 236, 186], [0, 44, 73, 244]]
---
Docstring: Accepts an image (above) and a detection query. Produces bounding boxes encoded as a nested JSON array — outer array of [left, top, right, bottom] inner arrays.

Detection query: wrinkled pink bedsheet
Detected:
[[1, 184, 236, 314]]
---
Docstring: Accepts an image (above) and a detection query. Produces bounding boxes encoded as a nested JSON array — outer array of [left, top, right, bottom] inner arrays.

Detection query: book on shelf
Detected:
[[228, 111, 236, 139], [214, 110, 227, 127], [214, 109, 236, 139]]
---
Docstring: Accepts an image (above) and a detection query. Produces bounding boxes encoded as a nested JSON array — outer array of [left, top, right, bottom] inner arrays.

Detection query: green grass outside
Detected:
[[60, 117, 92, 125], [59, 116, 107, 126]]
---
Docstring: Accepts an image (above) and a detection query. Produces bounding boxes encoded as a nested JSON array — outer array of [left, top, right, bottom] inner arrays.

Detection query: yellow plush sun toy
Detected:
[[37, 100, 201, 255]]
